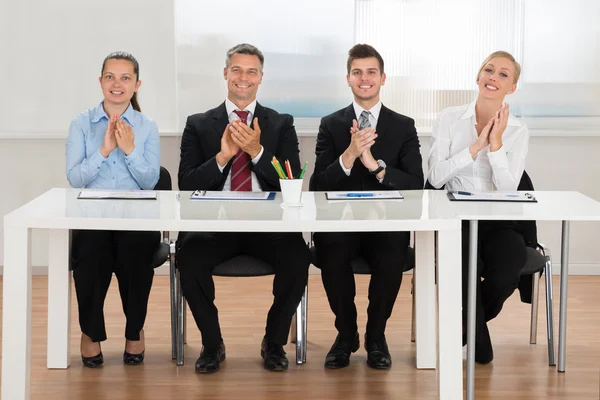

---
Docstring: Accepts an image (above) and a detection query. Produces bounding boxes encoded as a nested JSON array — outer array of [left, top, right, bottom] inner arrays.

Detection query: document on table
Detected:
[[326, 191, 403, 200], [190, 191, 276, 200], [447, 191, 537, 203], [78, 190, 157, 200]]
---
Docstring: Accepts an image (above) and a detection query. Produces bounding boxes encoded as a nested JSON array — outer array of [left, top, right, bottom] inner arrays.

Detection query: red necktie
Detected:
[[230, 110, 252, 191]]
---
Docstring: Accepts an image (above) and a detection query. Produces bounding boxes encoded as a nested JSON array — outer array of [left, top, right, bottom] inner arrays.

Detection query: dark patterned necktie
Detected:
[[359, 110, 372, 130], [230, 110, 252, 191]]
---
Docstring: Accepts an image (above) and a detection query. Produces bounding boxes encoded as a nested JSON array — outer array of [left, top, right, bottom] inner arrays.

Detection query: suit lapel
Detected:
[[342, 104, 356, 140], [254, 102, 270, 147], [343, 104, 356, 128], [374, 105, 390, 141], [253, 102, 269, 132], [212, 102, 229, 137]]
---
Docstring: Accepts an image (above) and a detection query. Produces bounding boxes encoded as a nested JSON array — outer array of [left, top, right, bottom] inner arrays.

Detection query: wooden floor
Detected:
[[1, 274, 599, 399]]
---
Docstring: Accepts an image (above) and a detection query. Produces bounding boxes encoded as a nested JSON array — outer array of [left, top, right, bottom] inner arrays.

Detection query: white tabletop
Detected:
[[431, 190, 600, 221], [3, 188, 460, 232]]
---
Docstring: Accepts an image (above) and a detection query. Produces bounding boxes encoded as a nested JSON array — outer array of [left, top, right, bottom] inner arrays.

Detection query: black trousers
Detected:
[[176, 232, 310, 348], [71, 230, 159, 342], [461, 220, 527, 346], [313, 231, 410, 341]]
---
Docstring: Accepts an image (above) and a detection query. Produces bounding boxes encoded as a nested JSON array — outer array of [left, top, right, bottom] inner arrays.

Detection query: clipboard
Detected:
[[447, 191, 537, 203], [78, 190, 157, 200], [190, 191, 276, 200], [326, 191, 404, 200]]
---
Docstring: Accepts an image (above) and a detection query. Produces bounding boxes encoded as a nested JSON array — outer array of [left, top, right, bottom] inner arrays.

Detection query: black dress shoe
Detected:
[[81, 352, 104, 368], [195, 342, 226, 374], [365, 334, 392, 369], [261, 337, 288, 371], [324, 332, 360, 369], [123, 350, 145, 365]]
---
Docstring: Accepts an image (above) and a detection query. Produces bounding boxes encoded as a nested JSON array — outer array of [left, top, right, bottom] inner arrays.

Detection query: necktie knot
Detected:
[[359, 110, 372, 130], [234, 110, 250, 124]]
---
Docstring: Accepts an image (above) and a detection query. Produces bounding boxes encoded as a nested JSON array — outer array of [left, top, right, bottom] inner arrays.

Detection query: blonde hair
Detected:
[[476, 51, 521, 84]]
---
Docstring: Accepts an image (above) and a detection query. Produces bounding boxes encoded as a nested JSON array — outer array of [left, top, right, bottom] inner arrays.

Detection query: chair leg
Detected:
[[544, 250, 556, 366], [295, 285, 308, 365], [289, 313, 298, 344], [183, 299, 188, 345], [176, 267, 185, 366], [411, 276, 416, 343], [169, 241, 177, 360], [530, 271, 541, 344]]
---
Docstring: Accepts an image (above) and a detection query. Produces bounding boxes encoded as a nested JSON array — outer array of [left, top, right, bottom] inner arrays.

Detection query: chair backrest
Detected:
[[309, 246, 415, 273], [154, 166, 173, 190], [212, 255, 276, 277], [151, 166, 172, 268], [515, 171, 538, 247]]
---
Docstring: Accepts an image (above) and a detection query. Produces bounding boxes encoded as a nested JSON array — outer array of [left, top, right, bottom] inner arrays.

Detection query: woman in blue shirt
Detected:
[[66, 51, 160, 367]]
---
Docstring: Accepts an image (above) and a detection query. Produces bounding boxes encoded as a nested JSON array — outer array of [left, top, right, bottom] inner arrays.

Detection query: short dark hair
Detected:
[[346, 44, 384, 75], [226, 43, 264, 71]]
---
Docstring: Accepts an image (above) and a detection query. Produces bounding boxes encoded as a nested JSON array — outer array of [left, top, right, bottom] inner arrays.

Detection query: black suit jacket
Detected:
[[178, 102, 301, 192], [311, 104, 424, 191]]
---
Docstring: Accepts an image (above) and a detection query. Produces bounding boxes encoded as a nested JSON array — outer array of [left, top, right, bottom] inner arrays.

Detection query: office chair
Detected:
[[425, 171, 555, 365], [169, 250, 308, 366], [300, 244, 417, 345]]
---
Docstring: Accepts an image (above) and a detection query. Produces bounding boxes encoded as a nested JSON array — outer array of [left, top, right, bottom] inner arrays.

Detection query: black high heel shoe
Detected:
[[123, 350, 145, 365], [81, 352, 104, 368]]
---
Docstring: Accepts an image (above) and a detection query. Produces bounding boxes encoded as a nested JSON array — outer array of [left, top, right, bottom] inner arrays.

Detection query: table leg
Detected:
[[466, 220, 478, 400], [414, 231, 436, 369], [437, 228, 463, 400], [2, 226, 33, 400], [558, 220, 570, 372], [47, 229, 71, 369]]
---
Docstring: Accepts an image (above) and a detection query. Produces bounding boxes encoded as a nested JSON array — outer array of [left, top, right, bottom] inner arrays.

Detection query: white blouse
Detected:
[[427, 101, 529, 192]]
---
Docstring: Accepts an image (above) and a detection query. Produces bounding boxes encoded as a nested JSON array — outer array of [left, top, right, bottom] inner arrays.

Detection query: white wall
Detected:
[[2, 134, 600, 274], [2, 0, 599, 274], [1, 0, 178, 135]]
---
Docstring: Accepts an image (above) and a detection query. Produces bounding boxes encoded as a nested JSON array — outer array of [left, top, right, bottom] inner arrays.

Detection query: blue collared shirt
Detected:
[[66, 102, 160, 190]]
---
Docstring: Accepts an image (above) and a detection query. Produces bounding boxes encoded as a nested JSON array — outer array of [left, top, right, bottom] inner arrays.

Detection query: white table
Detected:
[[3, 188, 462, 400], [436, 190, 600, 400]]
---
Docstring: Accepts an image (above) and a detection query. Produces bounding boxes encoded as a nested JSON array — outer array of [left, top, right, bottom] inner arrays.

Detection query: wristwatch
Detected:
[[369, 159, 386, 175]]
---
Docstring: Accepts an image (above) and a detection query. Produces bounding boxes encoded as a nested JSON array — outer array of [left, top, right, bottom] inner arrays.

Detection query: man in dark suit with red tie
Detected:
[[177, 43, 310, 373], [311, 44, 424, 369]]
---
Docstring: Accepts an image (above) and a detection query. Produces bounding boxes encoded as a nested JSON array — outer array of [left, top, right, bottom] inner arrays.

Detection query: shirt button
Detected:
[[113, 161, 116, 164], [112, 177, 115, 180]]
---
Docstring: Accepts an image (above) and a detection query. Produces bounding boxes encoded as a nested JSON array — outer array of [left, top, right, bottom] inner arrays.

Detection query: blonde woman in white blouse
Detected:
[[428, 51, 529, 364]]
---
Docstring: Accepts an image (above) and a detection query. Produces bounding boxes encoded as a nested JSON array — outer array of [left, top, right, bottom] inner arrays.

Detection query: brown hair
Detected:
[[347, 44, 385, 74], [101, 51, 141, 112], [476, 51, 521, 84]]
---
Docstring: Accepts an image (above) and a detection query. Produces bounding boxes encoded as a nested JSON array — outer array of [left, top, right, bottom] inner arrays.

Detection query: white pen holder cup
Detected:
[[279, 179, 303, 207]]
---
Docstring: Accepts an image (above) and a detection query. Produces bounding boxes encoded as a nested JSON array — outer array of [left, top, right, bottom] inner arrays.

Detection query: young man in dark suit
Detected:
[[177, 43, 310, 373], [311, 44, 424, 370]]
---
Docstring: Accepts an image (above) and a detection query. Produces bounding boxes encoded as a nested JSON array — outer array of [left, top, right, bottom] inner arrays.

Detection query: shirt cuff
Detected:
[[457, 146, 476, 164], [487, 145, 509, 168], [90, 149, 108, 170], [339, 156, 352, 176], [216, 157, 226, 173], [251, 146, 264, 164], [124, 146, 142, 166]]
